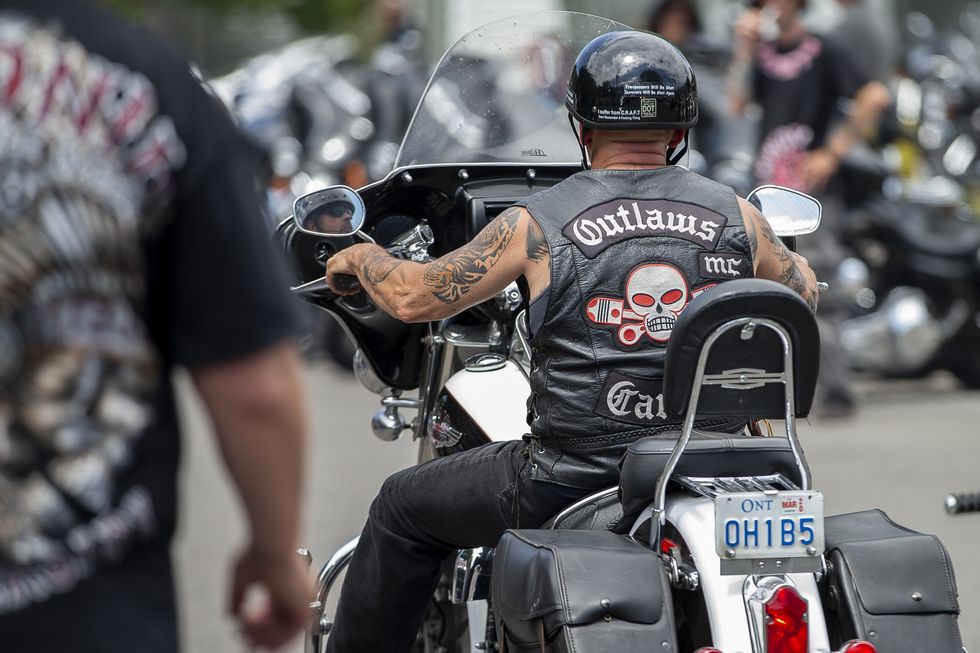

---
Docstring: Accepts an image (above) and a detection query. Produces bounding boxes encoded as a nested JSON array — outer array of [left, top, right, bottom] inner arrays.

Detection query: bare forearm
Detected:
[[743, 202, 819, 312], [825, 81, 891, 158], [342, 244, 450, 322], [727, 56, 752, 116], [335, 208, 525, 323], [193, 343, 307, 559]]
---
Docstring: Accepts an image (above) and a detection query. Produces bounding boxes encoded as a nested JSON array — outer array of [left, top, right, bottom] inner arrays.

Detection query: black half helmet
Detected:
[[565, 30, 698, 131]]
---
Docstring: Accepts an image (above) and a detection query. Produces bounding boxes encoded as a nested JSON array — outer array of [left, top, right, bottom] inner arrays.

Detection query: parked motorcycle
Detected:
[[281, 12, 964, 653], [826, 8, 980, 388], [212, 33, 426, 367]]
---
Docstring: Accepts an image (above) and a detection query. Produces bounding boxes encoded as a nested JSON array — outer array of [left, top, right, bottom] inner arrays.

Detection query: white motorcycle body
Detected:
[[442, 363, 835, 653], [443, 361, 530, 443]]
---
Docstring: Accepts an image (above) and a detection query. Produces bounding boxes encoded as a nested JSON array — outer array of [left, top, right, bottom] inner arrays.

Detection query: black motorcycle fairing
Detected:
[[284, 163, 579, 389], [276, 216, 426, 389]]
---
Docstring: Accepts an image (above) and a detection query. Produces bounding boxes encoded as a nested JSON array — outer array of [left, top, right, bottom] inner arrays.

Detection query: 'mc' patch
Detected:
[[697, 252, 751, 280]]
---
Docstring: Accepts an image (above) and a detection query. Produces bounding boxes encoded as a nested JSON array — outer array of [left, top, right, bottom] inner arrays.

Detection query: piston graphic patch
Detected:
[[585, 262, 715, 347]]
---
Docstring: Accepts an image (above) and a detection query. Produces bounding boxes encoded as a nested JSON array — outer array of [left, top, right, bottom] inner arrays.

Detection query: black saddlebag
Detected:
[[491, 529, 677, 652], [822, 509, 962, 652]]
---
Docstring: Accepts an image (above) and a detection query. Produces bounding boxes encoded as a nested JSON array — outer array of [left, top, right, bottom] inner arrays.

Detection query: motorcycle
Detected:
[[280, 12, 964, 653], [828, 9, 980, 388], [212, 33, 426, 368]]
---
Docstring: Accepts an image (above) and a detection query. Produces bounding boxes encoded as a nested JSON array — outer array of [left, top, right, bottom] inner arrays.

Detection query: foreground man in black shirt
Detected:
[[322, 30, 818, 652], [0, 2, 312, 651]]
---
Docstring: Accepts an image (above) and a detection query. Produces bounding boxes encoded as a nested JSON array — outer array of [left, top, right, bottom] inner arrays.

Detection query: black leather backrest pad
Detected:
[[664, 279, 819, 419]]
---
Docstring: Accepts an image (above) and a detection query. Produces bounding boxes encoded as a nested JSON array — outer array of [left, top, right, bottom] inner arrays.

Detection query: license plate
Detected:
[[714, 491, 825, 560]]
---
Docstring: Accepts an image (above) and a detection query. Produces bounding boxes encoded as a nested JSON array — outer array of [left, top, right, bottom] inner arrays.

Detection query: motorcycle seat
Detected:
[[889, 208, 980, 260], [618, 432, 804, 523], [543, 486, 626, 532]]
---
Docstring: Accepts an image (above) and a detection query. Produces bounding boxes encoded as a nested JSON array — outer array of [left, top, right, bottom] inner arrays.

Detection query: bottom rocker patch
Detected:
[[594, 371, 670, 426]]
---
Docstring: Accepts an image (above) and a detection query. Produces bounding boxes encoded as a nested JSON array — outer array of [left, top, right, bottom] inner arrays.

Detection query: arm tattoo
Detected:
[[756, 211, 818, 312], [746, 212, 760, 260], [525, 217, 549, 262], [423, 207, 521, 304], [360, 248, 405, 285]]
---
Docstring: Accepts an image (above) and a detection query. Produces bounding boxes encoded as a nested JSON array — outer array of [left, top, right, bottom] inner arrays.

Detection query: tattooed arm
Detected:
[[326, 207, 550, 322], [739, 198, 819, 312]]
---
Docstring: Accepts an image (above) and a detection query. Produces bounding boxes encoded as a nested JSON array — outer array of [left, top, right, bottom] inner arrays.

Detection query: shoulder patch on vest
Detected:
[[698, 251, 751, 280], [562, 199, 728, 258], [594, 371, 670, 426], [584, 260, 715, 349]]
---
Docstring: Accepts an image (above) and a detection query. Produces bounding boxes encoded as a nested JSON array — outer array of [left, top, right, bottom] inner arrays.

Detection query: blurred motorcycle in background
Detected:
[[210, 29, 427, 365], [830, 8, 980, 387]]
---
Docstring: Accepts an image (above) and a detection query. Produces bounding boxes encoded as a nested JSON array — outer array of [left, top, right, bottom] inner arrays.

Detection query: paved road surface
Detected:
[[174, 363, 980, 652]]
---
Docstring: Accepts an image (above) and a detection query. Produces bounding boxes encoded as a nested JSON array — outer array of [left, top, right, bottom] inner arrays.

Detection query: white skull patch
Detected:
[[585, 262, 715, 347], [626, 264, 689, 341]]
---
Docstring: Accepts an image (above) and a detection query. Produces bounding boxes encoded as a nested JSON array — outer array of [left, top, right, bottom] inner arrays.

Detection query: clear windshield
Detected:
[[395, 12, 632, 168]]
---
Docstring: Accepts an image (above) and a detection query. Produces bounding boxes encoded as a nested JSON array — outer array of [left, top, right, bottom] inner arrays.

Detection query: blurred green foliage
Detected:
[[105, 0, 366, 33]]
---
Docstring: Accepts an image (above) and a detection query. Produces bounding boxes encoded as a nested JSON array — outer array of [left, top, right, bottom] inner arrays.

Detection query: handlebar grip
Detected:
[[944, 492, 980, 515], [332, 273, 362, 294]]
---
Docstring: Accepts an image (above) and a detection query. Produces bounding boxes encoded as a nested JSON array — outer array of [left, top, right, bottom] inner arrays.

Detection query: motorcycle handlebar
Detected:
[[292, 277, 336, 301], [291, 274, 363, 300], [944, 492, 980, 515], [331, 273, 362, 294]]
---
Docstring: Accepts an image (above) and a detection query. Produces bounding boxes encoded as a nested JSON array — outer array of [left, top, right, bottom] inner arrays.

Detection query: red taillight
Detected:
[[765, 585, 808, 653], [840, 641, 878, 653], [660, 537, 679, 556]]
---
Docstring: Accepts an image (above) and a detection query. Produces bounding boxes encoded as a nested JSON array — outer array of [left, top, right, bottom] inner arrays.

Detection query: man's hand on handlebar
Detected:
[[325, 244, 369, 295]]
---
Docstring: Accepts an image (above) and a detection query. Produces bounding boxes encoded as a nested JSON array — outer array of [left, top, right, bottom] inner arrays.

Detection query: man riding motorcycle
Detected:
[[323, 30, 819, 652]]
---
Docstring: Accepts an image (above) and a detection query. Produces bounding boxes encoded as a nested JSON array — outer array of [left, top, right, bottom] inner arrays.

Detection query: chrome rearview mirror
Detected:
[[293, 185, 366, 237], [747, 185, 822, 237]]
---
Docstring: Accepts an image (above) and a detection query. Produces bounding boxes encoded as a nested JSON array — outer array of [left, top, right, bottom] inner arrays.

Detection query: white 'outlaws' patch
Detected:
[[585, 262, 714, 347]]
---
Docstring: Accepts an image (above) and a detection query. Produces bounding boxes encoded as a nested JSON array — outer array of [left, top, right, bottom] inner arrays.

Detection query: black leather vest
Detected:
[[518, 167, 753, 488]]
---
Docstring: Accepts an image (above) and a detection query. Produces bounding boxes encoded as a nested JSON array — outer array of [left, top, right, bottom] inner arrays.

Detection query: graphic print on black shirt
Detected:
[[751, 34, 868, 191], [0, 17, 184, 613]]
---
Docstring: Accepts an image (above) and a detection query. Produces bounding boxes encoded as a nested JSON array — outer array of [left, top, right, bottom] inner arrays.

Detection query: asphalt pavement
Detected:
[[174, 363, 980, 653]]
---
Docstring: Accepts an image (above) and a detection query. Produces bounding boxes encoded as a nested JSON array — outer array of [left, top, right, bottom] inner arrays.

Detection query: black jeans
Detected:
[[325, 440, 596, 653]]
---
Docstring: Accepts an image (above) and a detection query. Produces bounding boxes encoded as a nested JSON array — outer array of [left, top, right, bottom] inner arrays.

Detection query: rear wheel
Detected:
[[663, 524, 713, 652]]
